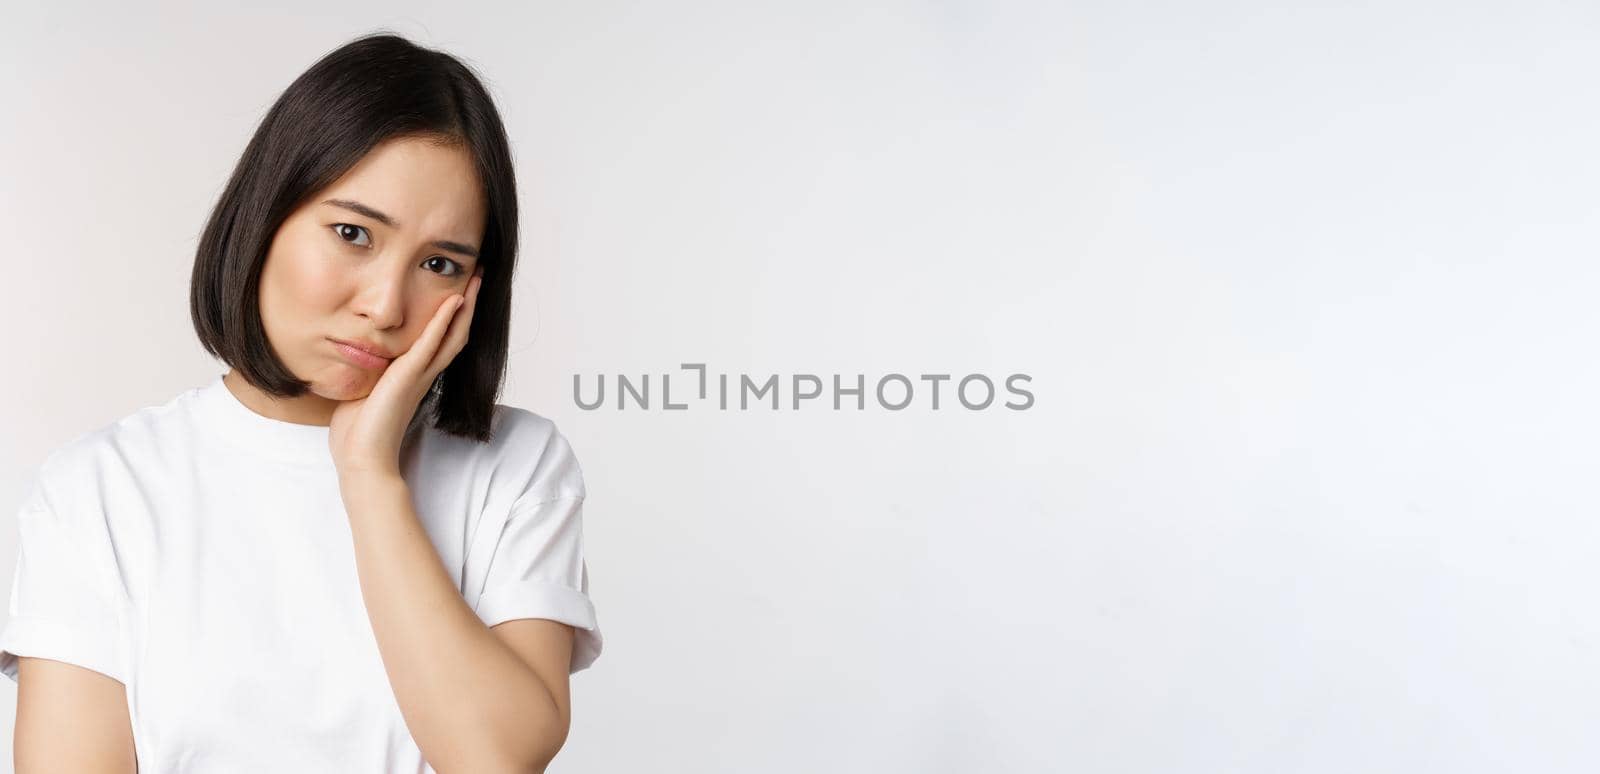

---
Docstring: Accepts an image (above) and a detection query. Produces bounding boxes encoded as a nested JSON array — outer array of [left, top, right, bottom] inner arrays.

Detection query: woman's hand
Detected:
[[330, 266, 483, 481]]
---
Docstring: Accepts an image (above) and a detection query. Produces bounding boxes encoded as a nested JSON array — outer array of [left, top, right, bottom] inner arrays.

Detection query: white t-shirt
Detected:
[[0, 371, 603, 772]]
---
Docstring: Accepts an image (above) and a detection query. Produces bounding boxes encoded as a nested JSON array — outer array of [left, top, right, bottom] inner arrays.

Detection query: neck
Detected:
[[222, 368, 339, 427]]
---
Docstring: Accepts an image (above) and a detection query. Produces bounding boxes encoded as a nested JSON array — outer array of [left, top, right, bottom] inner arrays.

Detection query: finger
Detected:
[[427, 269, 483, 376], [398, 291, 465, 384]]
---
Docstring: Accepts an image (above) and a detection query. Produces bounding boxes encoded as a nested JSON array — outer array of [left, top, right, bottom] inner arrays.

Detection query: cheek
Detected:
[[296, 259, 346, 307], [260, 241, 344, 335], [408, 292, 460, 338]]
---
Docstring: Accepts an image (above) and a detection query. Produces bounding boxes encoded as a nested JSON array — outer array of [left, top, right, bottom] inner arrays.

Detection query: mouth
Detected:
[[329, 338, 395, 369]]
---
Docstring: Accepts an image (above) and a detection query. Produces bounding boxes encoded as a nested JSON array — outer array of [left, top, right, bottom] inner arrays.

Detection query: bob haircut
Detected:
[[190, 31, 518, 443]]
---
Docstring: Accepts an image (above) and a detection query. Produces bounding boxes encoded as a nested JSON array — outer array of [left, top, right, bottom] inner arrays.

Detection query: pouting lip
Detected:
[[330, 337, 397, 360]]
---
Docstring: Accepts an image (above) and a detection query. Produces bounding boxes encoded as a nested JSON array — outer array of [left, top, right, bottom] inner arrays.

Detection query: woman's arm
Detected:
[[340, 471, 572, 774], [14, 657, 136, 773], [326, 271, 570, 772]]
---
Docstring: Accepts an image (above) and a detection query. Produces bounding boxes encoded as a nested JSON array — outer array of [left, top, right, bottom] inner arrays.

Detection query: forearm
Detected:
[[339, 471, 563, 773]]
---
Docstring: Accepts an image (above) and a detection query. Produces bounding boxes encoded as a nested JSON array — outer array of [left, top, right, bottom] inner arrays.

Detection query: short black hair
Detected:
[[190, 31, 518, 443]]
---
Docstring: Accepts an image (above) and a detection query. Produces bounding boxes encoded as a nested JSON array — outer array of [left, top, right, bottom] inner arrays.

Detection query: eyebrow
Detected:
[[321, 198, 481, 260]]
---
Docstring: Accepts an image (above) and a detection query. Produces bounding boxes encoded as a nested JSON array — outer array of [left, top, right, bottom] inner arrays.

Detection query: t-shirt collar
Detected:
[[193, 371, 336, 468]]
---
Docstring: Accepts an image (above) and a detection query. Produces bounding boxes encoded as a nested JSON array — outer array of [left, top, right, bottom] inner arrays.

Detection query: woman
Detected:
[[0, 32, 603, 773]]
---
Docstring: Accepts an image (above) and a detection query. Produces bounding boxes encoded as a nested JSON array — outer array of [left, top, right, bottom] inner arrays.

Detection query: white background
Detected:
[[3, 1, 1598, 772]]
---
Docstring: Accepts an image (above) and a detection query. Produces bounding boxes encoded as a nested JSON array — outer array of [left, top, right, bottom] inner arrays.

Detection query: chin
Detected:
[[316, 368, 378, 401]]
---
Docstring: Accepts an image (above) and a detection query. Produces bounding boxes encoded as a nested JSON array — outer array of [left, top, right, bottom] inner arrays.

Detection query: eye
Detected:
[[423, 256, 465, 277], [332, 223, 371, 247]]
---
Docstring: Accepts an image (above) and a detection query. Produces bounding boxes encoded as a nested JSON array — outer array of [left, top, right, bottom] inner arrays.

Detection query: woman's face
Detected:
[[257, 134, 487, 404]]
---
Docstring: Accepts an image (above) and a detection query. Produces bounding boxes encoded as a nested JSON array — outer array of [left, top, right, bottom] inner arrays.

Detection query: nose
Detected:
[[351, 255, 409, 330]]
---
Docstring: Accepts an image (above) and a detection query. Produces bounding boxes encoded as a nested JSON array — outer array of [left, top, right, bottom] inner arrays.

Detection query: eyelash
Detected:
[[331, 223, 465, 278]]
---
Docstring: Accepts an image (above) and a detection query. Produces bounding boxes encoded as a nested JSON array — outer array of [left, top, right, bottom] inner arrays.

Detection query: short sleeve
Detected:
[[471, 423, 603, 674], [0, 476, 132, 685]]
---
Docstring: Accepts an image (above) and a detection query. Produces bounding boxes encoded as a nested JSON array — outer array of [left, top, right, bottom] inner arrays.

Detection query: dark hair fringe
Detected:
[[190, 30, 518, 443]]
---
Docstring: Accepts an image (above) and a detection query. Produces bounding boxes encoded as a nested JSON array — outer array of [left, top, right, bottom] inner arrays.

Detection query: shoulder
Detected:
[[479, 405, 587, 502], [28, 388, 197, 513], [488, 403, 562, 444]]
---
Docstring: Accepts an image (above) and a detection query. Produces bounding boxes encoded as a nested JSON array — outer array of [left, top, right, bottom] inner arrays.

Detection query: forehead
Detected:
[[313, 135, 487, 238]]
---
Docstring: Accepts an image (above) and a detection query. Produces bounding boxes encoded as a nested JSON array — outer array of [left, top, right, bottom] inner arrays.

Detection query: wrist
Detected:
[[337, 466, 406, 495]]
